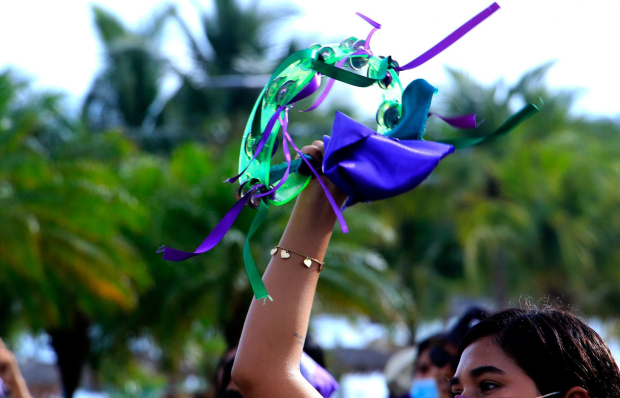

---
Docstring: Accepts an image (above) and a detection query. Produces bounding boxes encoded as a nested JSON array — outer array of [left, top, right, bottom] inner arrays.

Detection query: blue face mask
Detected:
[[410, 378, 439, 398]]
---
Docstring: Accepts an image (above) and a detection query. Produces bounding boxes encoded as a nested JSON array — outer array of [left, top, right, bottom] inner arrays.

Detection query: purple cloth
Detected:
[[300, 352, 340, 398], [323, 112, 454, 207]]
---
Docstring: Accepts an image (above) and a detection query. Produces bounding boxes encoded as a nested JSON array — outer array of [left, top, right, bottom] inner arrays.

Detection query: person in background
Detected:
[[411, 308, 487, 398], [385, 308, 487, 398], [0, 338, 31, 398], [214, 347, 242, 398]]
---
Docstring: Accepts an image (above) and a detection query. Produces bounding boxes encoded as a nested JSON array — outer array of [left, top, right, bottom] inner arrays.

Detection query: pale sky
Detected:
[[1, 0, 619, 119]]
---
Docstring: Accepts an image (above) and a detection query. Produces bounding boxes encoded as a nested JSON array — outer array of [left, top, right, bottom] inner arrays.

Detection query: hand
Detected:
[[297, 140, 347, 210], [0, 339, 29, 398]]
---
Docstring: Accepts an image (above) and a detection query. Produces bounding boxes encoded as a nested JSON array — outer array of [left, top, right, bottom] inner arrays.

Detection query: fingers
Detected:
[[0, 338, 5, 350], [297, 140, 325, 162], [311, 140, 324, 155]]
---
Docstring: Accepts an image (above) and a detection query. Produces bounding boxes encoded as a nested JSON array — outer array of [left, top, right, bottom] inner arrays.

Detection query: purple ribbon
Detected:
[[356, 12, 381, 29], [429, 112, 482, 129], [395, 2, 500, 71], [290, 73, 321, 104], [355, 12, 381, 50], [158, 184, 264, 261], [282, 127, 349, 234], [301, 50, 370, 113], [225, 106, 285, 184]]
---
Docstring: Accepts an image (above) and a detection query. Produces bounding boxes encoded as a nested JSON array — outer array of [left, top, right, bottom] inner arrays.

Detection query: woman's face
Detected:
[[450, 336, 539, 398], [414, 343, 458, 397]]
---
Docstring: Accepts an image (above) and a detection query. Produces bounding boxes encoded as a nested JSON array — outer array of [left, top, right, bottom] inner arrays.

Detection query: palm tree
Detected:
[[164, 0, 298, 141], [81, 4, 176, 151], [0, 70, 150, 397], [377, 63, 620, 319]]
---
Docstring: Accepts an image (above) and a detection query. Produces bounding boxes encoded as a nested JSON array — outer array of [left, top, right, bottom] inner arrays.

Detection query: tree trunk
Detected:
[[493, 248, 508, 308], [48, 312, 91, 398]]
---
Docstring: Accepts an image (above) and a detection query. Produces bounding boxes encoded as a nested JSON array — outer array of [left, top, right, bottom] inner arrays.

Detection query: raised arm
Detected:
[[232, 141, 347, 398]]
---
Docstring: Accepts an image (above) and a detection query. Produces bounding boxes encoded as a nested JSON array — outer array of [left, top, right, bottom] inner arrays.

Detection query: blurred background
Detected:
[[1, 0, 619, 397]]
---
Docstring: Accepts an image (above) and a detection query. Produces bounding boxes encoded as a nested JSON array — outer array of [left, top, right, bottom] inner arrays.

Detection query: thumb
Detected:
[[0, 338, 6, 350]]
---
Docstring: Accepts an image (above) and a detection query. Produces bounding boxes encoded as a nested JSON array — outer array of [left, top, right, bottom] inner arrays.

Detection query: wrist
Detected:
[[298, 177, 347, 210]]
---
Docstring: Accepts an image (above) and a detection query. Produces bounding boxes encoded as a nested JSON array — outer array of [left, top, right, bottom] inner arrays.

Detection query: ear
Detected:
[[563, 387, 589, 398]]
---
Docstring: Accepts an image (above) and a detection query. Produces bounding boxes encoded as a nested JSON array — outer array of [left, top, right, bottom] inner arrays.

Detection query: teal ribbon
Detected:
[[437, 103, 540, 150], [385, 79, 437, 140], [269, 154, 312, 182], [243, 200, 272, 302]]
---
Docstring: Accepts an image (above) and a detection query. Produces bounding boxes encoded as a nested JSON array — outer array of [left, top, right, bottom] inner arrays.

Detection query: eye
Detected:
[[417, 364, 430, 374], [480, 381, 501, 393]]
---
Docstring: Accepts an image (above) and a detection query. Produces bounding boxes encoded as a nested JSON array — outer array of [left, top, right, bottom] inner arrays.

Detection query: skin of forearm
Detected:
[[11, 378, 30, 398], [233, 178, 346, 393]]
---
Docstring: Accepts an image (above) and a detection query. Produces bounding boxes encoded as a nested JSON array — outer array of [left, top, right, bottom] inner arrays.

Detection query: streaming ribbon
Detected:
[[395, 3, 501, 71], [159, 2, 533, 303], [158, 184, 265, 262]]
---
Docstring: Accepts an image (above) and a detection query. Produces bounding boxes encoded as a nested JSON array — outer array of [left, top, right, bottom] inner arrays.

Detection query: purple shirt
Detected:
[[300, 352, 340, 398]]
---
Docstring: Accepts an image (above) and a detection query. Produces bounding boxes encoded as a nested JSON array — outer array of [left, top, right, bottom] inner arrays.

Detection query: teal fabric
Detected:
[[385, 79, 438, 140]]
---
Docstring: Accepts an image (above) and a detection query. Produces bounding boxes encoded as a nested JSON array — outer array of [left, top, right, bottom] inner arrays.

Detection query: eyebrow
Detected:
[[450, 366, 506, 387], [470, 365, 506, 378]]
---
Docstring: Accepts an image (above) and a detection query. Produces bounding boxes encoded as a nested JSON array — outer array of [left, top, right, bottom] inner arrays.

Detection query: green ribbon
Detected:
[[313, 59, 378, 87], [243, 200, 272, 302], [437, 103, 540, 150]]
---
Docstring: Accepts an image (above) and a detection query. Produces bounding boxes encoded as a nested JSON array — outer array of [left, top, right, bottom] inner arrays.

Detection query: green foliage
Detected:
[[4, 0, 620, 391], [376, 64, 620, 318], [0, 70, 150, 332]]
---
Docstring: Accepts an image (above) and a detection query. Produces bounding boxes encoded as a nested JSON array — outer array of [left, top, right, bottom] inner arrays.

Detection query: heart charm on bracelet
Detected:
[[304, 258, 312, 267], [270, 248, 277, 256], [281, 250, 291, 259]]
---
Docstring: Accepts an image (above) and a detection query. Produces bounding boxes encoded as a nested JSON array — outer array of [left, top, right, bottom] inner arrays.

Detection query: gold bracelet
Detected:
[[270, 246, 325, 272]]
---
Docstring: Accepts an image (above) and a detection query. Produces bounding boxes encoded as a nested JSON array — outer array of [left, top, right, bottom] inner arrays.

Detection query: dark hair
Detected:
[[416, 307, 488, 371], [304, 334, 326, 368], [459, 306, 620, 398]]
